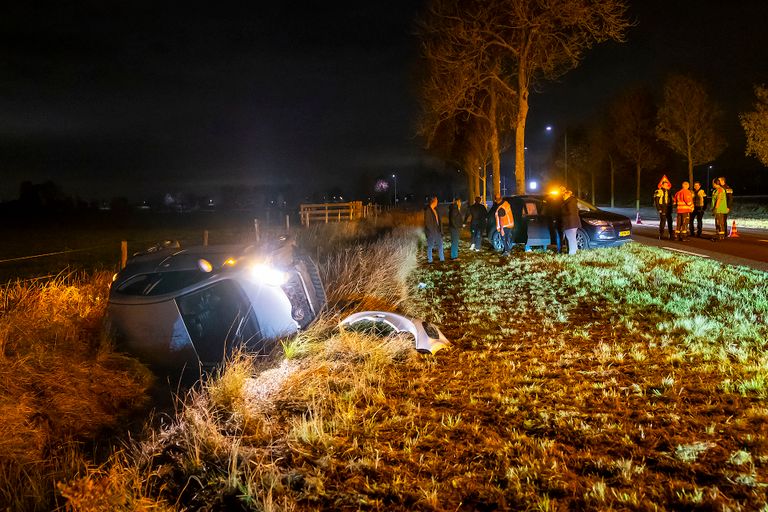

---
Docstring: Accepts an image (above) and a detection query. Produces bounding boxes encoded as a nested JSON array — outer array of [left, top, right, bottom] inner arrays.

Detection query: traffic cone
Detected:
[[728, 220, 739, 238], [635, 211, 642, 224]]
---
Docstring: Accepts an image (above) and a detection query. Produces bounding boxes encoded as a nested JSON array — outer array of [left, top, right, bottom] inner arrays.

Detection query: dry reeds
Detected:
[[0, 272, 152, 511]]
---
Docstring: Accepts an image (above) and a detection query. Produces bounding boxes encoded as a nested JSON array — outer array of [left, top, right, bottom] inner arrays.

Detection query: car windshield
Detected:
[[576, 199, 599, 212]]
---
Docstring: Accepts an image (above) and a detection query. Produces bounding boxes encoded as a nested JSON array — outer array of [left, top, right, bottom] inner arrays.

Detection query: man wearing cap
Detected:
[[653, 176, 674, 240]]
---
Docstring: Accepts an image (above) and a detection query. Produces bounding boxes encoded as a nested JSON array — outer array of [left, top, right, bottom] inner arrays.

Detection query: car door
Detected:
[[521, 198, 552, 247]]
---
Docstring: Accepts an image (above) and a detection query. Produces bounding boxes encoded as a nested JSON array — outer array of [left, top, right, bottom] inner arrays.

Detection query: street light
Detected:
[[392, 173, 397, 204], [546, 125, 567, 188]]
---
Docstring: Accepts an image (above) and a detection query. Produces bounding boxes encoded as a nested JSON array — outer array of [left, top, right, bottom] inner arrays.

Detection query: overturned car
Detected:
[[108, 238, 325, 369]]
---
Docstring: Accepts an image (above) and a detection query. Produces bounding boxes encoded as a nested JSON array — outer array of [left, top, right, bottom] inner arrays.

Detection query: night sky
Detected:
[[1, 1, 767, 202]]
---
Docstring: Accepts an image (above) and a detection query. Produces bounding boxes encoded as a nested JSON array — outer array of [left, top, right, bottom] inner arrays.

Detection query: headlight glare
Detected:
[[249, 264, 289, 286], [583, 218, 609, 226]]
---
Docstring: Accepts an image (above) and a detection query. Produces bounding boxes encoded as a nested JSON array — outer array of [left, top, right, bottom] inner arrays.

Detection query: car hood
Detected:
[[579, 210, 630, 223]]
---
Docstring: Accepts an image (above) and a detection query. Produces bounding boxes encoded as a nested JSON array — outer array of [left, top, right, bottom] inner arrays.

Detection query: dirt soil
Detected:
[[285, 247, 768, 510]]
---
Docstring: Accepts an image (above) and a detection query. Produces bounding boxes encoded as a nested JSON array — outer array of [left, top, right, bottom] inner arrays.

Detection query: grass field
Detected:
[[48, 227, 768, 511]]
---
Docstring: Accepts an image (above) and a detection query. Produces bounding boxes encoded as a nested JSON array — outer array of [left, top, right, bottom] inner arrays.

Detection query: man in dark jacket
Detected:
[[653, 175, 674, 240], [424, 196, 444, 263], [689, 181, 706, 238], [561, 188, 581, 255], [448, 198, 463, 260], [464, 196, 487, 252]]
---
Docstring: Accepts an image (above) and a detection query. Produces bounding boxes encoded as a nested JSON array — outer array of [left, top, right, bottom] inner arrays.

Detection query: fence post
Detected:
[[285, 214, 290, 232], [325, 207, 329, 224], [120, 241, 127, 269], [254, 219, 260, 242], [203, 230, 209, 247]]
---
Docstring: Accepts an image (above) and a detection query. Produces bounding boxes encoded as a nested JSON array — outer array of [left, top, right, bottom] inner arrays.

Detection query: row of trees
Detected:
[[415, 0, 768, 208], [416, 0, 630, 201], [573, 74, 724, 210]]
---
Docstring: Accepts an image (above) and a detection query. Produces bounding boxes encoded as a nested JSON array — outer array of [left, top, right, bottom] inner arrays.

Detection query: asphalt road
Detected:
[[630, 221, 768, 273]]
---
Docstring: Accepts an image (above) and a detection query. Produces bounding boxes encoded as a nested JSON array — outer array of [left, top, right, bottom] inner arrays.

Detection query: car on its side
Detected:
[[487, 194, 633, 252], [108, 238, 325, 370]]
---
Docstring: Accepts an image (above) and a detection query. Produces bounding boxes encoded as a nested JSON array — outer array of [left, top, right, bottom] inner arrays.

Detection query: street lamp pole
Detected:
[[564, 131, 568, 189], [546, 125, 567, 188], [392, 174, 397, 204]]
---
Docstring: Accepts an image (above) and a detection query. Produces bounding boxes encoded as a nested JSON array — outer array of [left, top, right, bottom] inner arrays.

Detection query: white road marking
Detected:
[[662, 247, 710, 258]]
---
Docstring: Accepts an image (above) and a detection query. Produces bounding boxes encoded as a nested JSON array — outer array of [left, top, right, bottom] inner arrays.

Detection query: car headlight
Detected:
[[583, 218, 609, 226], [249, 263, 289, 286]]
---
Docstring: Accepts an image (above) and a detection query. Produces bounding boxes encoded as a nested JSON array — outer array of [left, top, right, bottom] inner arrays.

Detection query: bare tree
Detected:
[[610, 87, 662, 211], [417, 0, 630, 196], [488, 0, 630, 193], [656, 75, 725, 185], [740, 84, 768, 166], [416, 0, 516, 197]]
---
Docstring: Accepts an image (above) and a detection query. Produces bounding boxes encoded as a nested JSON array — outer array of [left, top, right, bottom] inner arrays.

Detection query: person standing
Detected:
[[711, 179, 728, 240], [465, 196, 487, 252], [653, 176, 674, 240], [561, 188, 581, 255], [424, 196, 444, 263], [689, 181, 706, 238], [545, 189, 564, 253], [493, 194, 514, 256], [718, 177, 733, 231], [448, 198, 463, 260], [673, 181, 694, 241]]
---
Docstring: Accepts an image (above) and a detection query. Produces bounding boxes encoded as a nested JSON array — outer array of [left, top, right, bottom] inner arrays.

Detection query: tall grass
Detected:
[[59, 221, 423, 510], [0, 272, 153, 511]]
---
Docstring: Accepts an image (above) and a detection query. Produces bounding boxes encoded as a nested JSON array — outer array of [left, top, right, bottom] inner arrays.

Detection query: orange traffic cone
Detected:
[[635, 211, 642, 224], [728, 220, 739, 238]]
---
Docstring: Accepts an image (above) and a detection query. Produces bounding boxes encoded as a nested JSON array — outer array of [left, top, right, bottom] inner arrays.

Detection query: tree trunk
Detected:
[[687, 151, 694, 186], [635, 162, 642, 212], [488, 89, 501, 198], [514, 84, 529, 194]]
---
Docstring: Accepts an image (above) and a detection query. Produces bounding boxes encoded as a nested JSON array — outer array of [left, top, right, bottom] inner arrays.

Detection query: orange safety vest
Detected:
[[495, 201, 514, 231], [674, 189, 694, 213]]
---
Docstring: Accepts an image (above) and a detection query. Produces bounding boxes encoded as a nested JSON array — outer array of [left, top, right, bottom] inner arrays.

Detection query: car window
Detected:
[[524, 201, 539, 216], [176, 280, 261, 362], [117, 270, 209, 296]]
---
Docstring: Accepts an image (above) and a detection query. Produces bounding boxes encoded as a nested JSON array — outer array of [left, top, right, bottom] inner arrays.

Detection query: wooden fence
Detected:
[[299, 201, 383, 226]]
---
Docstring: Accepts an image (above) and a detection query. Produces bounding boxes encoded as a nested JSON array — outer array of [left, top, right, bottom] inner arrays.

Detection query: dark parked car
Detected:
[[487, 194, 632, 251], [108, 238, 325, 369]]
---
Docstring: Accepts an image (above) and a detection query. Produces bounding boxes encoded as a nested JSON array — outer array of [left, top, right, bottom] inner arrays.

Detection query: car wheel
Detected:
[[576, 229, 590, 250], [490, 230, 503, 252]]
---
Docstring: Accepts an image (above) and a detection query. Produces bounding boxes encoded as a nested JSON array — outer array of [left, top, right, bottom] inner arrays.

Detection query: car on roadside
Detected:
[[487, 194, 633, 252], [107, 238, 325, 369]]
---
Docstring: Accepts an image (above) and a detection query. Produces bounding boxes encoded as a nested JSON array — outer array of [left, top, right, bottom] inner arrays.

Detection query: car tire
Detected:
[[489, 230, 503, 252], [576, 229, 590, 250]]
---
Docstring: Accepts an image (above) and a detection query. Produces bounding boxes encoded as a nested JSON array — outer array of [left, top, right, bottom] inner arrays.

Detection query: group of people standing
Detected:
[[423, 187, 581, 263], [653, 175, 733, 241]]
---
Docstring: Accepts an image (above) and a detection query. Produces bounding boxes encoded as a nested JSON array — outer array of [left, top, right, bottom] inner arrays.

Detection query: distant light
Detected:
[[392, 174, 396, 178], [529, 181, 538, 190], [546, 126, 553, 131]]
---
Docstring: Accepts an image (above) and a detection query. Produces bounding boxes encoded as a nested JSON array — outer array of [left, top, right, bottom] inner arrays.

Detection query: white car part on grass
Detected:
[[339, 311, 449, 354]]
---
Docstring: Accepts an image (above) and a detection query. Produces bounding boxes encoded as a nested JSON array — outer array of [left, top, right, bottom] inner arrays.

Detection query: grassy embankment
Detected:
[[58, 220, 768, 510], [4, 212, 767, 510]]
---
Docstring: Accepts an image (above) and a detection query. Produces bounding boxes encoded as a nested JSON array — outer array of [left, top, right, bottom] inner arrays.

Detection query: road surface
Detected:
[[630, 220, 768, 273]]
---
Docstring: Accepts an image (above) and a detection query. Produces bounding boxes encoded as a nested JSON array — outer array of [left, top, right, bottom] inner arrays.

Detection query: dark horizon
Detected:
[[1, 1, 767, 203]]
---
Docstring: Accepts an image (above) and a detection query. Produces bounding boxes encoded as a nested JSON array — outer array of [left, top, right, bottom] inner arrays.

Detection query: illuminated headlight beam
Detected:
[[249, 264, 289, 286]]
